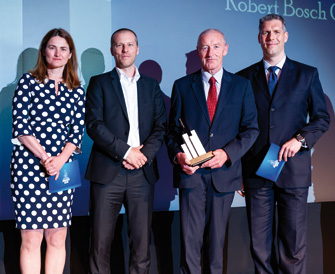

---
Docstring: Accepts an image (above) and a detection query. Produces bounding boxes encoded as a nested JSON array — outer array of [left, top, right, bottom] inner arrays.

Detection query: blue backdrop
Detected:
[[1, 0, 334, 220]]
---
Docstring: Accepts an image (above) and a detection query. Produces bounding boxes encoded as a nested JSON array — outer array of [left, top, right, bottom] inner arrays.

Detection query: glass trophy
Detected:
[[179, 118, 214, 166]]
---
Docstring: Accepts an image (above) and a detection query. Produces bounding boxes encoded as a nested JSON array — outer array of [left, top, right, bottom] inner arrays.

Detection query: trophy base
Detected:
[[190, 152, 214, 167]]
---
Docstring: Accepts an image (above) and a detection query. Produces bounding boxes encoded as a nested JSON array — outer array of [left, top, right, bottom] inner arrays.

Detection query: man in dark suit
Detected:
[[237, 14, 330, 274], [85, 28, 166, 274], [166, 29, 259, 274]]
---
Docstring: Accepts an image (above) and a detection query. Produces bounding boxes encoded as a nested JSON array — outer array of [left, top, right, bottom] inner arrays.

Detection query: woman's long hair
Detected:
[[30, 28, 80, 89]]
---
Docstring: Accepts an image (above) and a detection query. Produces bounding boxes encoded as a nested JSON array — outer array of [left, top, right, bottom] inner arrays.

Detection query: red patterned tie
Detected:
[[207, 76, 218, 122]]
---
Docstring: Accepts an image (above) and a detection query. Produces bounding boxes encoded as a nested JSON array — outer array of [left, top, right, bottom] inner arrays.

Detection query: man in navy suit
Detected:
[[166, 29, 259, 273], [85, 28, 166, 274], [237, 14, 330, 273]]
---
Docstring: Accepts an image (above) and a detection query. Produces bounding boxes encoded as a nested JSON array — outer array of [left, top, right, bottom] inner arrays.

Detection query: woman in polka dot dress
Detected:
[[10, 28, 85, 274]]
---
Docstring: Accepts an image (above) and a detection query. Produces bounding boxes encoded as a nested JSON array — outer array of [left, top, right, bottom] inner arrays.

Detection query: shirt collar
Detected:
[[116, 66, 140, 83], [201, 67, 223, 85], [263, 55, 286, 71]]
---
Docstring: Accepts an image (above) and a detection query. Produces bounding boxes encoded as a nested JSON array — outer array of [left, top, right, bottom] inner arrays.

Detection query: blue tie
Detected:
[[268, 66, 279, 96]]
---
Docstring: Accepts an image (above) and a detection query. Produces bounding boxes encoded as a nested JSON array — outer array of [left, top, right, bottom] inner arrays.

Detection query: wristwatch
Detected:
[[295, 134, 307, 147]]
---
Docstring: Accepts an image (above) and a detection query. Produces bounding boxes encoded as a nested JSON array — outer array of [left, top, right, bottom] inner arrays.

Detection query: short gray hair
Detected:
[[259, 14, 287, 33]]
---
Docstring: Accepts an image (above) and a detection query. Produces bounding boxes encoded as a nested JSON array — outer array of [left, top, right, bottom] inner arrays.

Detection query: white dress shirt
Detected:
[[263, 55, 286, 83], [116, 67, 141, 159], [201, 68, 223, 100]]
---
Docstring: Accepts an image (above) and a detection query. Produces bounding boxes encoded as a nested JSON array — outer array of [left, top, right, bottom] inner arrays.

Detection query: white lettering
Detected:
[[296, 8, 303, 18], [318, 1, 327, 20], [284, 0, 295, 16], [331, 3, 335, 20], [226, 0, 238, 11], [284, 0, 327, 19], [226, 0, 326, 20], [310, 9, 318, 19], [258, 4, 267, 14], [247, 0, 258, 13], [238, 1, 247, 12], [225, 0, 278, 14]]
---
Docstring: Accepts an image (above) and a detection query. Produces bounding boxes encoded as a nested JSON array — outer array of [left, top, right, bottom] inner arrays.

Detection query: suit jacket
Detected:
[[237, 57, 330, 189], [85, 68, 166, 185], [166, 69, 259, 192]]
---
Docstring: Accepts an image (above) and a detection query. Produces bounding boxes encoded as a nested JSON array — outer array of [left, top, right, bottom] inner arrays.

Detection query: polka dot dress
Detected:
[[10, 73, 85, 230]]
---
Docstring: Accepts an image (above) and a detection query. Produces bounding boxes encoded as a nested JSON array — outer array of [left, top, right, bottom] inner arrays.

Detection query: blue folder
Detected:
[[256, 143, 285, 182], [48, 160, 82, 193]]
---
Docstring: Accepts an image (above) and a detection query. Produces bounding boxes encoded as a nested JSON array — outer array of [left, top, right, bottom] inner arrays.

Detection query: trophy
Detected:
[[179, 118, 214, 166]]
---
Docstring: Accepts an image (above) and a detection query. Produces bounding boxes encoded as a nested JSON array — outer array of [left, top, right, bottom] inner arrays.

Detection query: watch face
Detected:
[[296, 135, 305, 142]]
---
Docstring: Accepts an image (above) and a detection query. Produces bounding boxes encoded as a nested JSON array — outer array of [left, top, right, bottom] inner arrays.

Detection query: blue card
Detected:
[[256, 143, 285, 182], [48, 160, 82, 193]]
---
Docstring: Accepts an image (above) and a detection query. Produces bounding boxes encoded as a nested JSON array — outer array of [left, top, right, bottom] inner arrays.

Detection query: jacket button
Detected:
[[270, 125, 274, 129], [270, 108, 275, 111], [210, 133, 214, 137]]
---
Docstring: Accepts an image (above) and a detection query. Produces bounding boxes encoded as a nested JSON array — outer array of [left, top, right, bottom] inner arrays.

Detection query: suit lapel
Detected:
[[272, 57, 295, 100], [253, 60, 271, 101], [251, 59, 296, 102], [212, 69, 233, 123], [110, 69, 129, 121], [191, 72, 211, 125], [137, 76, 146, 143]]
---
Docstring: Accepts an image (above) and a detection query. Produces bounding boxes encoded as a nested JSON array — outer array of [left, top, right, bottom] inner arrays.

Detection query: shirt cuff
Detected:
[[123, 147, 132, 160]]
